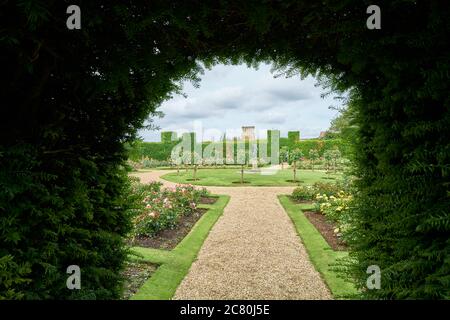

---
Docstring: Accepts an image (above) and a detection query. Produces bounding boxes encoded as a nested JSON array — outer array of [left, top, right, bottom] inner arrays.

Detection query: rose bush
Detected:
[[314, 191, 354, 238], [291, 185, 316, 201], [291, 181, 346, 202], [130, 180, 208, 237], [312, 182, 342, 197]]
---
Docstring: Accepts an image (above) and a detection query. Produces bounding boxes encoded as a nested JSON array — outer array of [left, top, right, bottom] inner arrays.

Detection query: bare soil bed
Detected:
[[122, 260, 158, 300], [285, 180, 305, 184], [199, 196, 218, 205], [303, 211, 348, 251]]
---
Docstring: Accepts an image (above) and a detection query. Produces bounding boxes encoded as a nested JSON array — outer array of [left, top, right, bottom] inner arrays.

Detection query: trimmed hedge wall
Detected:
[[288, 131, 300, 143], [283, 139, 343, 157], [161, 131, 177, 143], [128, 138, 344, 162]]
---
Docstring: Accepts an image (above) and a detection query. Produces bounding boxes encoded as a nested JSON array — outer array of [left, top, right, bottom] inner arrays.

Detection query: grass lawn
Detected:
[[129, 195, 230, 300], [161, 168, 341, 186], [278, 195, 358, 299]]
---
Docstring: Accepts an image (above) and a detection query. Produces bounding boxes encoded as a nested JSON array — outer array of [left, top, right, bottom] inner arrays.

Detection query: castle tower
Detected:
[[241, 126, 255, 141]]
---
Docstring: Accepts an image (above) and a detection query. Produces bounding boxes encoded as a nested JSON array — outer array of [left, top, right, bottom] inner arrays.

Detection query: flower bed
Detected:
[[302, 211, 348, 251], [132, 208, 208, 250], [291, 185, 316, 202], [128, 179, 209, 249], [132, 181, 208, 237], [313, 191, 353, 237], [290, 181, 354, 249], [290, 181, 343, 202]]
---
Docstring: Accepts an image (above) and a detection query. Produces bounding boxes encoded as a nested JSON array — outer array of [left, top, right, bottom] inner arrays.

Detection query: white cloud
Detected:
[[139, 63, 343, 141], [256, 111, 286, 125]]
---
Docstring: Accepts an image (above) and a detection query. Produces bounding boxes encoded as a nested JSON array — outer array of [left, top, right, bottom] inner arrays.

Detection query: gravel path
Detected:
[[132, 170, 332, 300]]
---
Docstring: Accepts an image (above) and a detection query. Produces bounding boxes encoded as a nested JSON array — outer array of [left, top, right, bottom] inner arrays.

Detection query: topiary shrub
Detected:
[[161, 131, 177, 144], [288, 131, 300, 144]]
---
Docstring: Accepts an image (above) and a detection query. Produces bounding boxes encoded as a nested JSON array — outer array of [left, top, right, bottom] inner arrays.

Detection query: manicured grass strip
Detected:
[[162, 168, 341, 186], [130, 195, 230, 300], [278, 195, 358, 299]]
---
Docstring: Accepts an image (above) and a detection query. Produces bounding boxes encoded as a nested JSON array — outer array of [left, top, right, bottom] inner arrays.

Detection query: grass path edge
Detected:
[[278, 195, 358, 299]]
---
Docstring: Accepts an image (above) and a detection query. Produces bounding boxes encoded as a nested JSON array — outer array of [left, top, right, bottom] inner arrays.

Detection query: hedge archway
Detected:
[[1, 1, 449, 299]]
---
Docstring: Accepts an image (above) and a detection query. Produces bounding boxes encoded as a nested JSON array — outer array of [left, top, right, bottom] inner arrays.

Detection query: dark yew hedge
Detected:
[[1, 0, 449, 299]]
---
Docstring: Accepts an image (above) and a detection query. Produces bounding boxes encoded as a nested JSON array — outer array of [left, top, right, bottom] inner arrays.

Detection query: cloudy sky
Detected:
[[138, 63, 342, 142]]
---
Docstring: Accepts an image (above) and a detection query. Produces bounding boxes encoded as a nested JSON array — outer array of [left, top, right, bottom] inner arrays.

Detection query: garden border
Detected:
[[278, 195, 358, 298], [130, 195, 230, 300]]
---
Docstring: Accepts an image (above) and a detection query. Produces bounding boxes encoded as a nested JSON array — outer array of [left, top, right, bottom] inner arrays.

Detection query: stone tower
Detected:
[[241, 126, 255, 141]]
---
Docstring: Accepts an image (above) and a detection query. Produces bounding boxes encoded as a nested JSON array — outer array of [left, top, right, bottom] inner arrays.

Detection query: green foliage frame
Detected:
[[1, 0, 449, 299]]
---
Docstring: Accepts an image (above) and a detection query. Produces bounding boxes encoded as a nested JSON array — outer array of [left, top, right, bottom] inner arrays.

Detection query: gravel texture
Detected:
[[132, 170, 333, 300]]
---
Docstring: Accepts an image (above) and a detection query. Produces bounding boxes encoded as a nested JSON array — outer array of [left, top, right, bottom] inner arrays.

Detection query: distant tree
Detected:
[[323, 149, 333, 173], [330, 148, 341, 173], [326, 104, 358, 161], [182, 151, 192, 172], [240, 165, 245, 184], [212, 147, 223, 167], [236, 146, 247, 184], [170, 145, 183, 175], [203, 147, 215, 167], [170, 156, 180, 175], [203, 156, 213, 166], [329, 108, 351, 136], [308, 149, 319, 171], [279, 147, 289, 169], [289, 149, 303, 182], [192, 151, 202, 180]]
